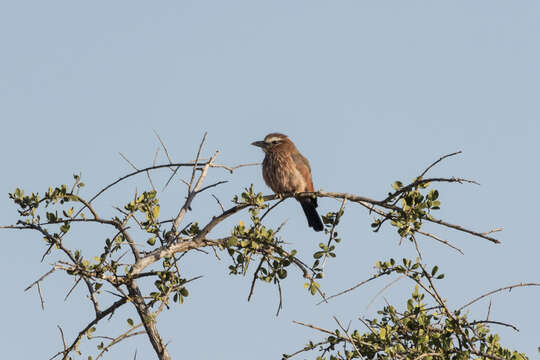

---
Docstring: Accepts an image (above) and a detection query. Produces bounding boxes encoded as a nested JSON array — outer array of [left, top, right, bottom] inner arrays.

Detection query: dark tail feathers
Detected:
[[300, 198, 323, 232]]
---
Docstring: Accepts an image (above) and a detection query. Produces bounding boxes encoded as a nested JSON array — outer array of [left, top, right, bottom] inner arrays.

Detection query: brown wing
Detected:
[[291, 151, 314, 192]]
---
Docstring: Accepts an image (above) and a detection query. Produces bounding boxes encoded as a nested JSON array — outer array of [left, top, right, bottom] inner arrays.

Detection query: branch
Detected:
[[420, 151, 462, 178], [52, 297, 128, 360], [459, 282, 540, 311], [170, 150, 220, 236]]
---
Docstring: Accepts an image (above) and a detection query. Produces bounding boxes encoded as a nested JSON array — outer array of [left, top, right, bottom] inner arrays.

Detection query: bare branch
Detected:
[[189, 132, 208, 192], [459, 282, 540, 311], [25, 267, 56, 291], [366, 275, 405, 310], [317, 274, 383, 305], [37, 282, 45, 310], [211, 194, 225, 212], [95, 324, 145, 360], [171, 150, 220, 235], [153, 130, 173, 166], [416, 230, 464, 255], [210, 162, 261, 173], [470, 320, 519, 332], [247, 258, 265, 302], [333, 316, 362, 358], [420, 151, 462, 178], [292, 320, 336, 336], [119, 152, 139, 171]]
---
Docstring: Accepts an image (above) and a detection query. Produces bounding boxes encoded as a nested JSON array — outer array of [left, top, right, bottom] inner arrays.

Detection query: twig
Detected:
[[321, 198, 347, 273], [196, 181, 228, 194], [153, 130, 173, 166], [37, 282, 45, 310], [276, 280, 283, 317], [211, 194, 225, 212], [171, 150, 220, 235], [333, 316, 362, 358], [292, 320, 335, 336], [64, 277, 82, 302], [247, 258, 265, 301], [284, 340, 330, 359], [119, 153, 139, 171], [317, 274, 381, 305], [416, 230, 464, 255], [210, 162, 261, 173], [470, 320, 519, 332], [366, 275, 405, 310], [420, 151, 462, 178], [459, 282, 540, 311], [189, 132, 207, 193], [57, 326, 67, 354], [25, 267, 56, 291], [260, 198, 286, 222], [425, 215, 501, 244]]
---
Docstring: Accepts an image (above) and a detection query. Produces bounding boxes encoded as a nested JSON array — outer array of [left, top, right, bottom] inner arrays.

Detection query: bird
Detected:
[[251, 133, 324, 232]]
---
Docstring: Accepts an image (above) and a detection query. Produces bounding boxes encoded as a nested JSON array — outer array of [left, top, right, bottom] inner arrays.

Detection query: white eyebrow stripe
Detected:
[[266, 136, 285, 143]]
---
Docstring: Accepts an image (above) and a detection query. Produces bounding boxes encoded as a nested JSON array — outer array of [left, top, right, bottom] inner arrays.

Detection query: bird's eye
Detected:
[[272, 140, 279, 145]]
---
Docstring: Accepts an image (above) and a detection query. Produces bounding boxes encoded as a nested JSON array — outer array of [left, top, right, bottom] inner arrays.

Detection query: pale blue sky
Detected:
[[1, 1, 539, 358]]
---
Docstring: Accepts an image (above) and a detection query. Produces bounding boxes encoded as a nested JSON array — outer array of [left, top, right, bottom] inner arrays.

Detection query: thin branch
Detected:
[[84, 162, 208, 208], [25, 267, 56, 291], [37, 282, 45, 310], [119, 153, 139, 171], [171, 150, 220, 235], [211, 194, 225, 212], [95, 324, 145, 360], [292, 320, 336, 336], [153, 130, 173, 166], [321, 198, 347, 273], [420, 151, 462, 178], [470, 320, 519, 332], [317, 273, 382, 305], [210, 162, 261, 173], [54, 297, 128, 360], [57, 326, 67, 355], [366, 275, 405, 310], [425, 215, 501, 244], [459, 282, 540, 311], [260, 198, 286, 222], [196, 180, 228, 195], [333, 316, 362, 358], [247, 258, 265, 301], [189, 132, 207, 193], [284, 340, 330, 359], [276, 280, 283, 317], [416, 230, 464, 255], [64, 277, 82, 302]]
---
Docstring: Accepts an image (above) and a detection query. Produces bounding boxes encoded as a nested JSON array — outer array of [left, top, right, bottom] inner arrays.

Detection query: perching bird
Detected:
[[251, 133, 324, 232]]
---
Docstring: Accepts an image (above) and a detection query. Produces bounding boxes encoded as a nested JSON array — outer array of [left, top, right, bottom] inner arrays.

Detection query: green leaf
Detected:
[[152, 205, 160, 219], [127, 318, 134, 326]]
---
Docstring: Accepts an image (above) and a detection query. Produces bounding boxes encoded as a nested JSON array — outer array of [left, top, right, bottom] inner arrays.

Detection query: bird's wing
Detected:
[[292, 152, 311, 171], [291, 152, 314, 192]]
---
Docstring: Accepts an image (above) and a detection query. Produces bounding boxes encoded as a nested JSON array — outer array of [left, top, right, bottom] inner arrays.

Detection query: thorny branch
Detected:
[[3, 145, 515, 360]]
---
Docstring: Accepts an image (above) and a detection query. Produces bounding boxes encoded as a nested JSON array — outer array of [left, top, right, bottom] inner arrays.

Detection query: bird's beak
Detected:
[[251, 141, 266, 148]]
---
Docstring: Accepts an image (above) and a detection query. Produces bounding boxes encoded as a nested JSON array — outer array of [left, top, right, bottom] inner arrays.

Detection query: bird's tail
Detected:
[[300, 198, 324, 232]]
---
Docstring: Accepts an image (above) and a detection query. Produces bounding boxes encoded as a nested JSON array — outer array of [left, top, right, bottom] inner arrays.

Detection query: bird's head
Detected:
[[251, 133, 290, 153]]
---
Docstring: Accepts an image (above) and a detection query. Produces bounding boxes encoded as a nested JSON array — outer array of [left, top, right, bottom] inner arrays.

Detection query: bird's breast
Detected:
[[262, 153, 307, 194]]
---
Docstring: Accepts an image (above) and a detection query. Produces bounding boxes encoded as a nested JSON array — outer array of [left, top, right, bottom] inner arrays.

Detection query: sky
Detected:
[[1, 1, 539, 359]]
